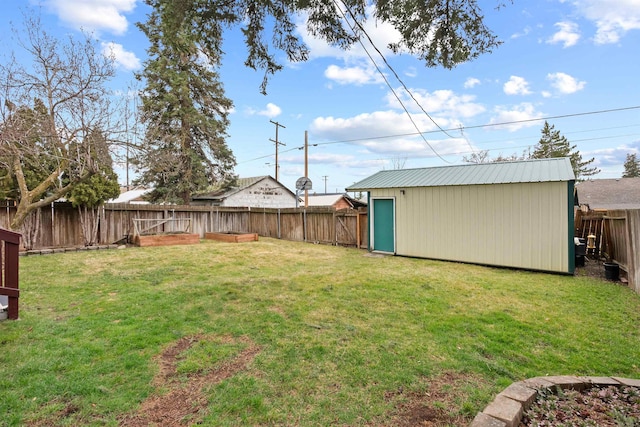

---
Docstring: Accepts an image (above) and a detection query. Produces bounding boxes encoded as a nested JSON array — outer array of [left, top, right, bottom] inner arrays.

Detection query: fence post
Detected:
[[277, 209, 281, 239], [625, 210, 639, 293], [303, 209, 307, 242]]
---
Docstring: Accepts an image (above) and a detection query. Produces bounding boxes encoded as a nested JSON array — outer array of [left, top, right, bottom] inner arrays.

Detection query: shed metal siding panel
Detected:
[[381, 181, 569, 273]]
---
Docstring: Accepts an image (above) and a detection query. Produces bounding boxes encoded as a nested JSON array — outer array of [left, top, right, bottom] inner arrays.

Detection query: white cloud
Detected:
[[547, 72, 586, 94], [547, 21, 581, 47], [101, 42, 141, 70], [585, 141, 640, 167], [572, 0, 640, 44], [404, 66, 418, 78], [324, 64, 384, 85], [283, 151, 387, 168], [464, 78, 481, 89], [310, 110, 471, 158], [247, 103, 282, 118], [385, 88, 485, 119], [489, 103, 545, 131], [44, 0, 137, 35], [511, 26, 532, 39], [503, 76, 532, 96]]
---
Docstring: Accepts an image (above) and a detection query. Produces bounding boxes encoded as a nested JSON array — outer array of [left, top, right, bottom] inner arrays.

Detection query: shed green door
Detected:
[[372, 198, 395, 253]]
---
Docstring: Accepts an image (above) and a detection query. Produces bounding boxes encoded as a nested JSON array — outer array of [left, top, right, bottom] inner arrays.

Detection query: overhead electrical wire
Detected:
[[336, 0, 477, 155], [337, 0, 464, 142], [312, 105, 640, 148], [331, 0, 453, 163], [238, 106, 640, 165], [311, 105, 640, 147], [365, 129, 640, 165]]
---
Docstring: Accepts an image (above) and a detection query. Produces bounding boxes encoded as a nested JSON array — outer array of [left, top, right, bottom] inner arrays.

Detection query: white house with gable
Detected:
[[191, 176, 298, 208]]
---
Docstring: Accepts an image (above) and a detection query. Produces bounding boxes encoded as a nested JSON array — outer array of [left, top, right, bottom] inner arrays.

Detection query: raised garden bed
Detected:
[[204, 232, 259, 243], [134, 233, 200, 247]]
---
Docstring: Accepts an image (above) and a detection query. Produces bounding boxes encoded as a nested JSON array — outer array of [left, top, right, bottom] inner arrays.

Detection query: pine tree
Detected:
[[143, 0, 501, 94], [622, 153, 640, 178], [65, 129, 121, 246], [135, 1, 236, 205], [531, 121, 599, 180]]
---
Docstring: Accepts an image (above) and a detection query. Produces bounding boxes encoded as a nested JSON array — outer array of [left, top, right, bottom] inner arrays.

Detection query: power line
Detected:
[[305, 105, 640, 148], [236, 105, 640, 164], [364, 131, 640, 164], [332, 0, 452, 163], [337, 1, 462, 142]]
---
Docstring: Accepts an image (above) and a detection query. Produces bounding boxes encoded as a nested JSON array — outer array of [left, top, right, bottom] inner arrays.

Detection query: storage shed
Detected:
[[347, 158, 576, 274]]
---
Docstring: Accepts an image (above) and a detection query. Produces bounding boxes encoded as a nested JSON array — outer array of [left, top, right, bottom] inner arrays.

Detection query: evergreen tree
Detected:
[[622, 153, 640, 178], [531, 121, 599, 180], [135, 1, 236, 205], [65, 129, 121, 246], [144, 0, 502, 94]]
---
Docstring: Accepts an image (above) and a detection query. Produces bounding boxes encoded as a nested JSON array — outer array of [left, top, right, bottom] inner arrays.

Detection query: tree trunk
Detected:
[[78, 205, 100, 246], [10, 199, 33, 232], [18, 209, 40, 251]]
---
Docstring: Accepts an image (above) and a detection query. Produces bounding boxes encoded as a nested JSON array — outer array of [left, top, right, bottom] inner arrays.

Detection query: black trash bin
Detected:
[[604, 262, 620, 281], [574, 238, 586, 267]]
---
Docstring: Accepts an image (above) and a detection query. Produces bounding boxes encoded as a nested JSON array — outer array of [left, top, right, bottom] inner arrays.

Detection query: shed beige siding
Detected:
[[371, 181, 570, 273]]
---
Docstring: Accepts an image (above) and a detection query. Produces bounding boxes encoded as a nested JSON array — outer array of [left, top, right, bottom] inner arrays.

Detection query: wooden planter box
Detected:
[[134, 233, 200, 247], [204, 232, 259, 243]]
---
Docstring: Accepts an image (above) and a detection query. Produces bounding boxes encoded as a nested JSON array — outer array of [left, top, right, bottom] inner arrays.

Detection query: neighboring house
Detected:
[[107, 187, 151, 204], [192, 176, 298, 208], [575, 178, 640, 210], [347, 157, 576, 274], [306, 193, 367, 209]]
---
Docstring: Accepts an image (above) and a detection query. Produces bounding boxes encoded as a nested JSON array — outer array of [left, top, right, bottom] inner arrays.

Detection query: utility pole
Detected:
[[322, 176, 328, 193], [304, 131, 309, 207], [269, 120, 286, 181]]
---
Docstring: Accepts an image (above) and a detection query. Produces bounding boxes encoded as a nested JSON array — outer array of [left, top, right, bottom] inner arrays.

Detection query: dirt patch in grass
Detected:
[[378, 372, 488, 427], [119, 335, 260, 427]]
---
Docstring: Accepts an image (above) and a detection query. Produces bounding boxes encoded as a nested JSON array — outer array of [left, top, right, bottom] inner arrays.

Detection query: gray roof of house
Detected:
[[346, 158, 575, 191], [575, 178, 640, 210]]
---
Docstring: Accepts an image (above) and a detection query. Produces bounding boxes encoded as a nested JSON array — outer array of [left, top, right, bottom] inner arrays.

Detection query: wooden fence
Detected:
[[575, 208, 639, 294], [0, 228, 21, 320], [0, 202, 369, 251]]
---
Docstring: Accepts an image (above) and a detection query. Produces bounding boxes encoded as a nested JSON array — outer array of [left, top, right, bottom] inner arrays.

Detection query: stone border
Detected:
[[19, 244, 123, 256], [470, 376, 640, 427]]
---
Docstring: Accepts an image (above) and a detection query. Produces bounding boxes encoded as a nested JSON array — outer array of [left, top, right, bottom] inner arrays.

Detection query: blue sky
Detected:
[[3, 0, 640, 194]]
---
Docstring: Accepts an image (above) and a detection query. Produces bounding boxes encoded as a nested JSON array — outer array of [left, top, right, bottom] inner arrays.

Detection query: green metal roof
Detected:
[[346, 158, 575, 191]]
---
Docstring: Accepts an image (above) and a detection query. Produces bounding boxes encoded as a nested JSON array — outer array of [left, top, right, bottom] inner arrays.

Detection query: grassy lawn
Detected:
[[1, 238, 639, 426]]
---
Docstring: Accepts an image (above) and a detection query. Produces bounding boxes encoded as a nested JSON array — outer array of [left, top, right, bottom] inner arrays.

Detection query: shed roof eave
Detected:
[[347, 179, 572, 192], [346, 158, 575, 191]]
